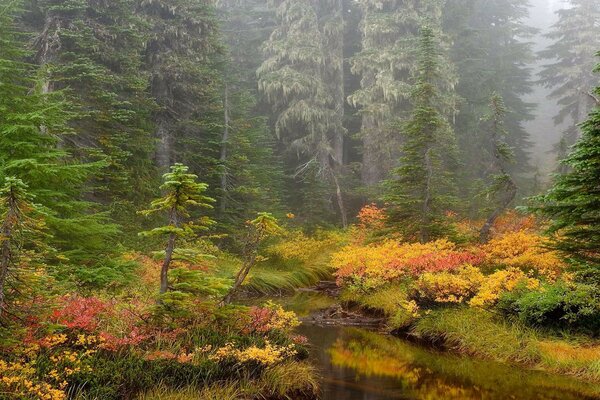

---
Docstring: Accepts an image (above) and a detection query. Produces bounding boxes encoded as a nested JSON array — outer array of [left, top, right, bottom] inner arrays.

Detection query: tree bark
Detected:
[[160, 209, 178, 294], [479, 181, 517, 243], [420, 148, 433, 243]]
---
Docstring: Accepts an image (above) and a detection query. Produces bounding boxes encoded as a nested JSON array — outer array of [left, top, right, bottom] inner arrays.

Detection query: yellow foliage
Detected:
[[267, 230, 343, 263], [484, 231, 565, 279], [470, 268, 540, 307], [209, 341, 297, 366], [416, 265, 484, 304]]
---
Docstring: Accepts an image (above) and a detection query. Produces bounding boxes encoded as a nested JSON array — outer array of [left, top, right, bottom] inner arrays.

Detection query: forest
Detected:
[[0, 0, 599, 399]]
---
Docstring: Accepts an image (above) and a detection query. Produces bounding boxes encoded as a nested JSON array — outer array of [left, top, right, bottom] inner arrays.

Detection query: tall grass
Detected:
[[137, 361, 319, 400]]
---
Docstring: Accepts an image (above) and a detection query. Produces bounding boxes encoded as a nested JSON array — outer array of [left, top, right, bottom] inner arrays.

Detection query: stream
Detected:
[[266, 291, 600, 400]]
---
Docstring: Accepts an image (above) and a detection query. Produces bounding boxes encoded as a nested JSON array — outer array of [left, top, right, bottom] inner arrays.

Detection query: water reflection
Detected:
[[298, 324, 600, 400]]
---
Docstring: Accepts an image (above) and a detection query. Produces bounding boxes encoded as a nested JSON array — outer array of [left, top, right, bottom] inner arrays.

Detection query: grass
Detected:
[[137, 361, 319, 400], [410, 307, 600, 382]]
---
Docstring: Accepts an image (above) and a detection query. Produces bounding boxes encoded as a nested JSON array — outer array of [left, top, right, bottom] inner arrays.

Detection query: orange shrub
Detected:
[[332, 239, 484, 290]]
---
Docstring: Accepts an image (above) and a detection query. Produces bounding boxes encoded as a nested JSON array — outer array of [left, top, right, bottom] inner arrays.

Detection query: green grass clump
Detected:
[[411, 307, 541, 364]]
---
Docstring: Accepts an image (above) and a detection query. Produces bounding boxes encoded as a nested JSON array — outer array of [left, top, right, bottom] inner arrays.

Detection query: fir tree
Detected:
[[258, 0, 348, 226], [479, 94, 517, 243], [349, 0, 456, 187], [445, 0, 536, 211], [0, 1, 118, 274], [540, 0, 600, 147], [385, 26, 459, 242], [532, 57, 600, 266], [140, 164, 215, 294], [28, 0, 157, 217]]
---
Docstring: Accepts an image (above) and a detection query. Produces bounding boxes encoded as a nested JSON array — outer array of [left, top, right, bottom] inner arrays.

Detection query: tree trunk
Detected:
[[420, 148, 433, 243], [479, 181, 517, 243], [221, 254, 256, 305], [331, 169, 348, 228], [219, 83, 230, 214], [160, 209, 178, 295]]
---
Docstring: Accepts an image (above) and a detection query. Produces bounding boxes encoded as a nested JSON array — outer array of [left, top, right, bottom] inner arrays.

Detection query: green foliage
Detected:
[[0, 1, 119, 280], [384, 26, 459, 242], [498, 281, 600, 333], [531, 57, 600, 265]]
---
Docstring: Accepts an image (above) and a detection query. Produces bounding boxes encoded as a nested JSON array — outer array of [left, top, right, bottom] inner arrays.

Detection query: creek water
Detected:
[[267, 291, 600, 400]]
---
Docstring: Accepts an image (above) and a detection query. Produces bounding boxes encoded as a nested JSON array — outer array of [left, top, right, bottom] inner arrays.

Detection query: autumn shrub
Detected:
[[332, 239, 484, 290], [483, 231, 565, 278], [497, 281, 600, 333], [415, 265, 484, 304], [469, 268, 540, 308]]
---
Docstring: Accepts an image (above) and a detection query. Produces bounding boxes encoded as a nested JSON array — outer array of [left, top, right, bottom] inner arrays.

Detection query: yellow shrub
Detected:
[[484, 231, 565, 279], [416, 265, 485, 304], [470, 268, 540, 308], [209, 341, 297, 366]]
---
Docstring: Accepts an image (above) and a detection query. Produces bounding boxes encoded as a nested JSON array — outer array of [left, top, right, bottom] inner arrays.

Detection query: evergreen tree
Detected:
[[540, 0, 600, 147], [0, 178, 49, 318], [445, 0, 536, 212], [349, 0, 455, 187], [479, 94, 517, 243], [385, 26, 459, 242], [140, 164, 215, 294], [140, 0, 224, 191], [27, 0, 157, 220], [258, 0, 348, 226], [0, 1, 118, 274], [532, 57, 600, 266]]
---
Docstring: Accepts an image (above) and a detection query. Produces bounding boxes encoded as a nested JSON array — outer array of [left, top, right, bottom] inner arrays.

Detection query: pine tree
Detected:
[[479, 94, 517, 243], [540, 0, 600, 147], [258, 0, 348, 226], [532, 57, 600, 266], [139, 164, 215, 294], [385, 26, 459, 242], [0, 1, 118, 273]]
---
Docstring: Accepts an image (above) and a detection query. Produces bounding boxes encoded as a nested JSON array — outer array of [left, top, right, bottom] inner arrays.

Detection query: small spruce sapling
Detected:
[[139, 164, 215, 295], [221, 212, 283, 304]]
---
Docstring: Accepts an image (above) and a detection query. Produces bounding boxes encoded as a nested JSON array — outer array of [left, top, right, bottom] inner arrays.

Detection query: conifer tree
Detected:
[[479, 94, 517, 243], [0, 1, 118, 273], [533, 57, 600, 266], [349, 0, 454, 187], [445, 0, 535, 210], [540, 0, 600, 147], [385, 26, 458, 242], [0, 178, 49, 318], [258, 0, 348, 226], [28, 0, 156, 216], [140, 164, 215, 294]]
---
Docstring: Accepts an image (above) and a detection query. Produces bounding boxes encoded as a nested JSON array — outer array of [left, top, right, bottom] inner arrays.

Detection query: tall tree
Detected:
[[27, 0, 156, 218], [348, 0, 451, 188], [140, 0, 224, 190], [0, 1, 118, 271], [540, 0, 600, 148], [445, 0, 536, 212], [258, 0, 348, 226], [532, 56, 600, 266], [385, 26, 459, 242], [479, 94, 518, 243]]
